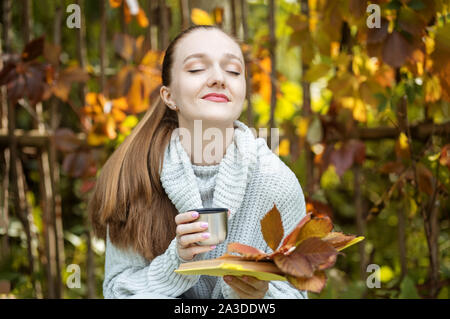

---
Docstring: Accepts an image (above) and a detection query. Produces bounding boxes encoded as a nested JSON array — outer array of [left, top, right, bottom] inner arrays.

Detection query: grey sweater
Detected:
[[103, 120, 308, 299]]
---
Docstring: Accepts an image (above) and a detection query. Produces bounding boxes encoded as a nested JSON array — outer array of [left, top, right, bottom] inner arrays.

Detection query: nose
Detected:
[[207, 64, 225, 88]]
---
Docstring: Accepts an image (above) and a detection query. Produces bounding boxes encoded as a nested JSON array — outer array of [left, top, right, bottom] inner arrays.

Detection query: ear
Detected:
[[160, 85, 176, 109]]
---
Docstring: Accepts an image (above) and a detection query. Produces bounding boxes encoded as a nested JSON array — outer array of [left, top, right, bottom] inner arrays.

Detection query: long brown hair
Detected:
[[88, 25, 236, 261]]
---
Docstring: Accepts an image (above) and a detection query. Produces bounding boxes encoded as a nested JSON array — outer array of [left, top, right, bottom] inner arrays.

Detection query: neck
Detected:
[[177, 119, 235, 166]]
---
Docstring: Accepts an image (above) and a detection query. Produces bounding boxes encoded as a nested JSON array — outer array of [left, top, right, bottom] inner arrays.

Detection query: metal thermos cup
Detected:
[[190, 208, 228, 246]]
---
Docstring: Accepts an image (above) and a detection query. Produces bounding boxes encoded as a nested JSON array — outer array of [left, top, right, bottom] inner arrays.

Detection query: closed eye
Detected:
[[188, 70, 240, 76]]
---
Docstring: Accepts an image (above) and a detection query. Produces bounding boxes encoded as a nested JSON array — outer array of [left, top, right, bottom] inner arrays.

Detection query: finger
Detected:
[[189, 244, 216, 257], [178, 232, 211, 247], [179, 244, 216, 262], [175, 211, 199, 225], [224, 276, 259, 296], [176, 221, 208, 237], [224, 278, 255, 299], [240, 276, 268, 291]]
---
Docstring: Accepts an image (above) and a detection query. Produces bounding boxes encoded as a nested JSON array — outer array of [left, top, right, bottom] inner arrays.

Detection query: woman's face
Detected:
[[161, 29, 246, 128]]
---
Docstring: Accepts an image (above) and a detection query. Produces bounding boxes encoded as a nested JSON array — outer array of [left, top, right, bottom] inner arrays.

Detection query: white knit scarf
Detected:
[[160, 120, 258, 221]]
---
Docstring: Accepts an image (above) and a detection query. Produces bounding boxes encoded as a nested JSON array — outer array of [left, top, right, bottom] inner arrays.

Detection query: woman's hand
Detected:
[[175, 210, 216, 261], [224, 275, 269, 299]]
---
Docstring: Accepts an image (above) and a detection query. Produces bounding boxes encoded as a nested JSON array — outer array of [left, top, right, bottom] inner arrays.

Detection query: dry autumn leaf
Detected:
[[224, 205, 364, 293], [260, 204, 284, 251]]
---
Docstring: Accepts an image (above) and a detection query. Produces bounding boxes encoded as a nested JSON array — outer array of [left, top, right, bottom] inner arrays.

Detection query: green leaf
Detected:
[[306, 116, 323, 145], [408, 0, 425, 10], [386, 0, 402, 10], [398, 276, 420, 299], [375, 93, 388, 112]]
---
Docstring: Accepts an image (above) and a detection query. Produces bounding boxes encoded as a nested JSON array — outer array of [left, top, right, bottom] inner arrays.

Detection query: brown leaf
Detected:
[[305, 199, 333, 219], [260, 203, 284, 251], [286, 271, 327, 293], [59, 66, 89, 83], [280, 213, 312, 249], [366, 18, 389, 44], [329, 143, 354, 177], [349, 0, 367, 19], [43, 41, 61, 67], [382, 31, 413, 68], [21, 37, 45, 62], [62, 151, 93, 178], [321, 232, 357, 251], [54, 128, 81, 153], [348, 139, 366, 165], [398, 7, 426, 37], [114, 33, 135, 61], [274, 237, 338, 278], [416, 162, 433, 196], [439, 144, 450, 170], [379, 161, 405, 174], [295, 216, 333, 245]]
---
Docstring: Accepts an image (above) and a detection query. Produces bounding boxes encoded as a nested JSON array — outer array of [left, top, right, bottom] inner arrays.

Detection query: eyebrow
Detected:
[[183, 53, 243, 65]]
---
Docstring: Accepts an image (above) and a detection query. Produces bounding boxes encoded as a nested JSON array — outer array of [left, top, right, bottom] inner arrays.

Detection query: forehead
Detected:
[[174, 29, 243, 65]]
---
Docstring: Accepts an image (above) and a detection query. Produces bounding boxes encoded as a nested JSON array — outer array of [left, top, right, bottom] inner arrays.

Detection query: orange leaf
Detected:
[[226, 242, 269, 261], [105, 116, 117, 139], [295, 216, 333, 246], [109, 0, 122, 8], [137, 8, 149, 28], [280, 213, 312, 249], [321, 232, 360, 251], [260, 204, 284, 251], [85, 92, 98, 106], [124, 3, 132, 24], [213, 7, 224, 24], [440, 144, 450, 169], [286, 271, 327, 293]]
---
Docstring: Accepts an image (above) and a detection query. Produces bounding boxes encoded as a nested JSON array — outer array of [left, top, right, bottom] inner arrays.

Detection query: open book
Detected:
[[175, 257, 287, 281]]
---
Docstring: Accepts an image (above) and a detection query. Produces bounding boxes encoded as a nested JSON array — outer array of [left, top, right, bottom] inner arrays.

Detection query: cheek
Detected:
[[230, 79, 246, 101], [174, 76, 203, 101]]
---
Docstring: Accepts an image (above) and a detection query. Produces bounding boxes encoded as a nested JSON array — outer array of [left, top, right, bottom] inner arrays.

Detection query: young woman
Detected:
[[88, 25, 308, 299]]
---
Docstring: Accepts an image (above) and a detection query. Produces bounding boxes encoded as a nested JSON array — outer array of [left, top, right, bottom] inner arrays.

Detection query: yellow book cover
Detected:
[[175, 258, 287, 281]]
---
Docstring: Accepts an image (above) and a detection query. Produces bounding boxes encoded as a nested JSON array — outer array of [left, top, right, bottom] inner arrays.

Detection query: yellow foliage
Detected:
[[398, 132, 409, 151], [379, 265, 394, 283], [296, 117, 309, 138], [191, 8, 214, 25], [277, 139, 290, 157]]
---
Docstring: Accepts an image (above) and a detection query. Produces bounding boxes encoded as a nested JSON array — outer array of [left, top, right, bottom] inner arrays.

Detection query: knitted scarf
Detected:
[[160, 120, 258, 220]]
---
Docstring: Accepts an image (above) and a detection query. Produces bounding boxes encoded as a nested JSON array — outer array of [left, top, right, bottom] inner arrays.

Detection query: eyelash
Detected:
[[188, 70, 240, 76]]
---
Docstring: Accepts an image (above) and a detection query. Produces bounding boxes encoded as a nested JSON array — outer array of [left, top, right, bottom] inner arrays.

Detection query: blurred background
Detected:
[[0, 0, 449, 299]]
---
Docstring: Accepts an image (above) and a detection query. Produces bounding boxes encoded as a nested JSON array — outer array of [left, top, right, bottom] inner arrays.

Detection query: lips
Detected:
[[201, 93, 230, 103]]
